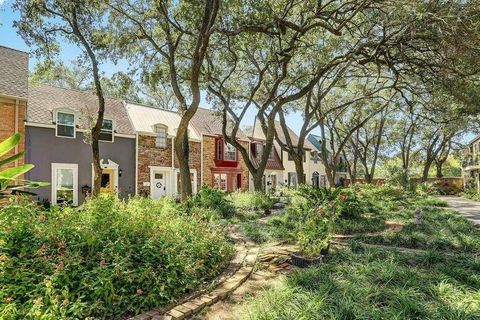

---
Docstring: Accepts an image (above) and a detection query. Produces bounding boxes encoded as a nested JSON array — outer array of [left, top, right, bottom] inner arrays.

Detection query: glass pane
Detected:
[[155, 173, 163, 179], [99, 131, 113, 141], [56, 168, 74, 189], [102, 119, 113, 130], [101, 173, 110, 188], [57, 112, 74, 125], [57, 125, 74, 137]]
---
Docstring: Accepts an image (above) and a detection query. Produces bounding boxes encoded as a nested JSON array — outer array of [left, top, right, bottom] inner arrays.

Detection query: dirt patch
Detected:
[[333, 221, 404, 240]]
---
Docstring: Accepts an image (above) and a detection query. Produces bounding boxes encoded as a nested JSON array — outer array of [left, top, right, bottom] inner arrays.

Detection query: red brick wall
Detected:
[[0, 100, 25, 168], [202, 135, 249, 191], [174, 140, 202, 192], [137, 135, 202, 196]]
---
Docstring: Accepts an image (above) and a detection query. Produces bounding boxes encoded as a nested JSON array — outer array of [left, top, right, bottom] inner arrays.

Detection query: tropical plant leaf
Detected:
[[0, 151, 24, 167], [0, 164, 35, 180], [0, 133, 21, 158]]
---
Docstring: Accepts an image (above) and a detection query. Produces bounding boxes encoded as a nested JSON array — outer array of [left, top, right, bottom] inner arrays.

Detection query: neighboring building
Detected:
[[308, 134, 349, 186], [251, 119, 316, 189], [125, 102, 202, 198], [0, 46, 28, 168], [463, 135, 480, 192], [190, 108, 250, 192], [25, 84, 136, 206], [248, 136, 284, 193]]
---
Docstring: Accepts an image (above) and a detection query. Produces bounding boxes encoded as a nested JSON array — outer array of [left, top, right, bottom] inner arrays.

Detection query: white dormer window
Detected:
[[56, 111, 76, 138], [155, 124, 168, 148], [225, 142, 237, 161], [99, 118, 114, 142]]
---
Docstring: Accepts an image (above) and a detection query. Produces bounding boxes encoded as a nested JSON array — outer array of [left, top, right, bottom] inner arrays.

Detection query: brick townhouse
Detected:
[[190, 108, 250, 192], [0, 46, 28, 167], [125, 102, 202, 198]]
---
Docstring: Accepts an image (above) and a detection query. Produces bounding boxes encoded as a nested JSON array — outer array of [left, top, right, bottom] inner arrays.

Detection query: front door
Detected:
[[152, 172, 167, 199], [100, 168, 115, 193]]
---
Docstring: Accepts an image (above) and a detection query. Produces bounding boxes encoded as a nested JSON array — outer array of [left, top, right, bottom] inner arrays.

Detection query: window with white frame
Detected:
[[56, 111, 75, 138], [52, 163, 78, 206], [99, 119, 114, 142], [155, 124, 168, 148], [224, 142, 236, 161]]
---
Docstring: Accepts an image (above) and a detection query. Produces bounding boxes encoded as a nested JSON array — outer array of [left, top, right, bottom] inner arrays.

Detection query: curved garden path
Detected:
[[437, 195, 480, 226]]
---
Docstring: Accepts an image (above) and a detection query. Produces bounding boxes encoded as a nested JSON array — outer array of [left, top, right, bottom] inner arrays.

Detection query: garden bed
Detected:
[[0, 195, 233, 319]]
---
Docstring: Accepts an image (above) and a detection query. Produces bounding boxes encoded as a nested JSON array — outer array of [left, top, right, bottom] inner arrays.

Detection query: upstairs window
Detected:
[[99, 119, 114, 142], [268, 147, 274, 160], [155, 124, 168, 148], [56, 111, 75, 138], [217, 139, 223, 160], [224, 142, 237, 161]]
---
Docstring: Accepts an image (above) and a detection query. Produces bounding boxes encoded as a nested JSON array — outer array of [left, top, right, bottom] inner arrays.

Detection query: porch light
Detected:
[[119, 168, 123, 177]]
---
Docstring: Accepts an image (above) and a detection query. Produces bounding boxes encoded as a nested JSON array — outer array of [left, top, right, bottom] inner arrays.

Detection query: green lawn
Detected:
[[242, 246, 480, 320]]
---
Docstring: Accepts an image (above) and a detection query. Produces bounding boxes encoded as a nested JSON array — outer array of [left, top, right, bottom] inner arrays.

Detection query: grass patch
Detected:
[[242, 246, 480, 320]]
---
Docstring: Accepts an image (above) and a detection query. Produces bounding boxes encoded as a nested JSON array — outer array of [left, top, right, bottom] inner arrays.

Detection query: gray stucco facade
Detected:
[[25, 126, 136, 204]]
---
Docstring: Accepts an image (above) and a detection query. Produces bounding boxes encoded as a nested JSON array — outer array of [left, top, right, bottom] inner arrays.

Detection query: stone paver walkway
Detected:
[[437, 196, 480, 226]]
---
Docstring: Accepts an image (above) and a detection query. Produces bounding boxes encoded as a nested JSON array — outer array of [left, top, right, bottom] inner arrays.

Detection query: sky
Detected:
[[0, 0, 309, 135]]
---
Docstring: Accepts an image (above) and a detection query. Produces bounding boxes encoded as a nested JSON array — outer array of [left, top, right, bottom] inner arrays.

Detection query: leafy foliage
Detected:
[[0, 195, 233, 319], [0, 133, 48, 198], [185, 185, 236, 219], [242, 247, 480, 319], [227, 191, 274, 211]]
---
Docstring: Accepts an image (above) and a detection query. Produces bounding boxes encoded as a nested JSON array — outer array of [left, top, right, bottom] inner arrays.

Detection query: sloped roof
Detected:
[[249, 138, 284, 170], [190, 107, 249, 141], [252, 118, 315, 150], [125, 102, 201, 140], [0, 46, 28, 100], [27, 84, 135, 135]]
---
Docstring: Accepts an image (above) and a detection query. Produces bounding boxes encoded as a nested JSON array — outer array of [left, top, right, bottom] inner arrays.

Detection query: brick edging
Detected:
[[128, 226, 258, 320]]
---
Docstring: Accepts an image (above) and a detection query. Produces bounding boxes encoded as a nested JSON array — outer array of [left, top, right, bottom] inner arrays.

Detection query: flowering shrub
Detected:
[[296, 204, 336, 258], [0, 195, 233, 319]]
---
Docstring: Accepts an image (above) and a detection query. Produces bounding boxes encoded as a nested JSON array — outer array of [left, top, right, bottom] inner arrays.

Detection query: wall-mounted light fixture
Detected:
[[119, 168, 123, 177]]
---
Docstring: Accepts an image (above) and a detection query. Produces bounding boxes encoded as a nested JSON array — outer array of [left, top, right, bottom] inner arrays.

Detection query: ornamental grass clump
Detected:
[[0, 195, 233, 319]]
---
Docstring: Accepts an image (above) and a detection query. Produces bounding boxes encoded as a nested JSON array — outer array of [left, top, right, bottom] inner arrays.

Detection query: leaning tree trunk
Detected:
[[401, 168, 409, 190], [175, 129, 193, 200], [252, 172, 264, 192], [421, 159, 434, 182], [435, 161, 444, 178], [294, 160, 305, 185], [325, 165, 335, 188]]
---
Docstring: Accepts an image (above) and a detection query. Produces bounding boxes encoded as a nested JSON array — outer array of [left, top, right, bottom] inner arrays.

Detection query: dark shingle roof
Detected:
[[0, 46, 28, 100], [27, 84, 135, 135], [190, 107, 248, 140], [249, 138, 284, 170]]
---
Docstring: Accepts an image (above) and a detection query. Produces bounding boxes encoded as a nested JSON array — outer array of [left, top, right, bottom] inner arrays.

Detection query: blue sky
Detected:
[[0, 0, 308, 135]]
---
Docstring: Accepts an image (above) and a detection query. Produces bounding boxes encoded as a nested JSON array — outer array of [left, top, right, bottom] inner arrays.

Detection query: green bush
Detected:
[[0, 195, 233, 319], [185, 185, 236, 218], [295, 185, 363, 219], [461, 188, 480, 202], [228, 191, 274, 210]]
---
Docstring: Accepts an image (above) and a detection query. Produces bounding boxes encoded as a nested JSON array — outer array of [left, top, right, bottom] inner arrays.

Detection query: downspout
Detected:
[[135, 133, 138, 195], [171, 136, 175, 169], [14, 99, 19, 166]]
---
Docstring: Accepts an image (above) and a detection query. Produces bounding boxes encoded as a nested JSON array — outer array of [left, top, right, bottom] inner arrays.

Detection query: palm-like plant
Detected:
[[0, 133, 48, 198]]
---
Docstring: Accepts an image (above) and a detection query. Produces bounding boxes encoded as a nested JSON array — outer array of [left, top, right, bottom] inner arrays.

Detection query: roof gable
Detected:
[[190, 107, 248, 140], [27, 84, 135, 135], [125, 102, 201, 140], [252, 117, 315, 149], [0, 46, 28, 100]]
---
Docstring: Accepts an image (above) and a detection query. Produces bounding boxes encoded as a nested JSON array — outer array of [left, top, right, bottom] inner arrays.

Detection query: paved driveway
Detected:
[[437, 196, 480, 226]]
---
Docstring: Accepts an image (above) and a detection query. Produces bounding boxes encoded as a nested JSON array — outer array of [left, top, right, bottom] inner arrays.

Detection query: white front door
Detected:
[[152, 172, 167, 199]]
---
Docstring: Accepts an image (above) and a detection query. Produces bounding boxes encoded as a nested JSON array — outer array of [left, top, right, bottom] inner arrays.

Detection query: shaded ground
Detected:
[[438, 195, 480, 225]]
